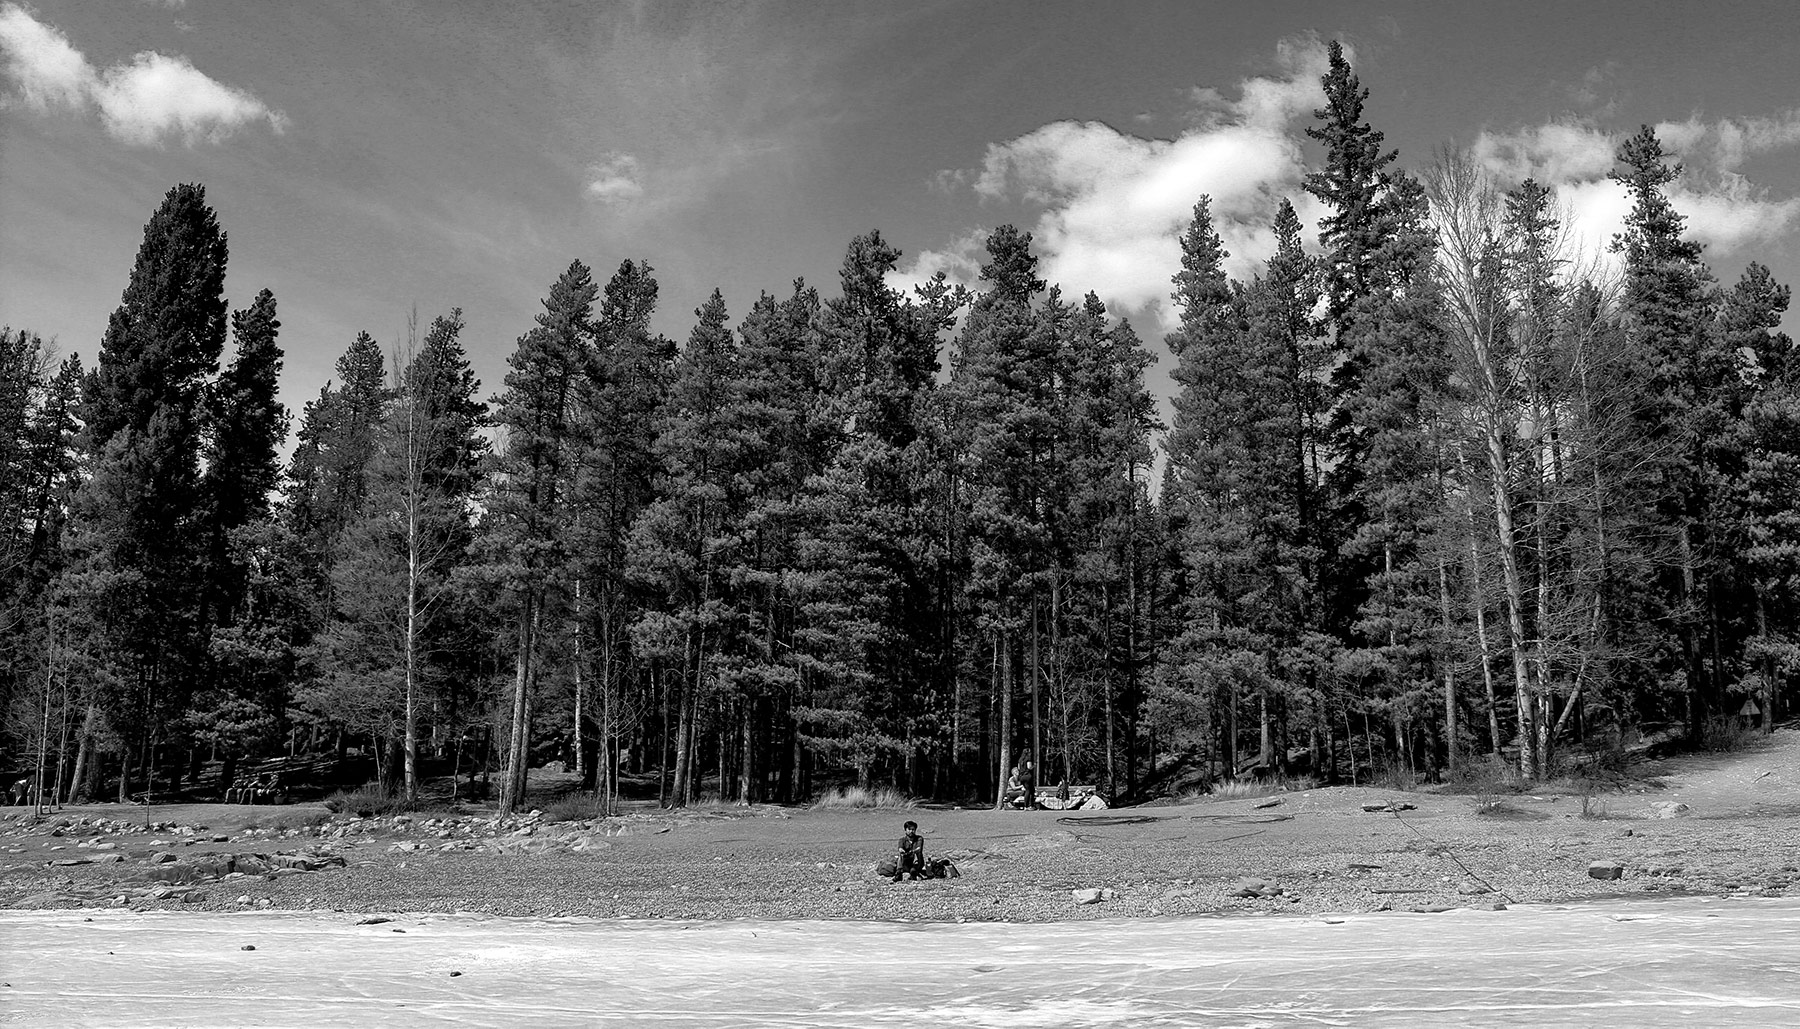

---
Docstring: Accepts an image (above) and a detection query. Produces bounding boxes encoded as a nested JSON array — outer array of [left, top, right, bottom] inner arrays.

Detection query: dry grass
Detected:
[[809, 785, 919, 810], [1205, 775, 1318, 800], [540, 794, 604, 823], [240, 808, 332, 832], [322, 784, 416, 818]]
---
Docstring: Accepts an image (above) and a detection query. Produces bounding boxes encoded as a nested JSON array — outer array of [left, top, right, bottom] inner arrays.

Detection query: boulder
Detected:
[[1072, 888, 1105, 905], [232, 855, 272, 875], [1587, 860, 1625, 881], [1230, 877, 1280, 898], [149, 851, 178, 864], [147, 855, 234, 884]]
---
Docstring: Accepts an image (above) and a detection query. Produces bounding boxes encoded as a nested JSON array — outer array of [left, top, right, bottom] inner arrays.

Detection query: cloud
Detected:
[[94, 51, 286, 145], [0, 2, 282, 144], [585, 153, 645, 204], [1654, 111, 1800, 173], [0, 3, 89, 109], [1470, 120, 1617, 183], [905, 37, 1337, 327], [1472, 113, 1800, 259]]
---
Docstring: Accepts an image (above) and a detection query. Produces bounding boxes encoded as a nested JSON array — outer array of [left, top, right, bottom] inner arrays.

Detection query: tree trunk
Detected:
[[573, 577, 585, 782], [671, 635, 694, 808], [500, 593, 537, 813], [1437, 556, 1459, 778], [995, 630, 1011, 809], [67, 704, 97, 804]]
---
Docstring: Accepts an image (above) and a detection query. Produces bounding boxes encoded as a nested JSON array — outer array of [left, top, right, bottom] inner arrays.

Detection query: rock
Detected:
[[1072, 888, 1105, 905], [356, 916, 392, 926], [147, 857, 232, 884], [1230, 877, 1280, 899], [1253, 799, 1283, 809], [1588, 860, 1625, 880], [1651, 802, 1689, 819], [240, 945, 256, 951], [449, 971, 462, 977], [49, 857, 93, 866], [149, 852, 178, 864]]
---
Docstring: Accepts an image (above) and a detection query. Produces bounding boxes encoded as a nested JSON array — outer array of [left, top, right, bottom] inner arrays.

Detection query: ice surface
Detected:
[[4, 897, 1799, 1027]]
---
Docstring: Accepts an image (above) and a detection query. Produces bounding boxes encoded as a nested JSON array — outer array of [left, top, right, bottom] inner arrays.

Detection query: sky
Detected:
[[4, 0, 1799, 439]]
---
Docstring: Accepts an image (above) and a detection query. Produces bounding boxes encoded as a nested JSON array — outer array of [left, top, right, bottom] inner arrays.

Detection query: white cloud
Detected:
[[1655, 111, 1800, 173], [1470, 120, 1616, 183], [1673, 174, 1800, 250], [585, 153, 644, 204], [94, 50, 285, 145], [0, 3, 89, 109], [905, 37, 1338, 328], [0, 2, 282, 145], [1472, 113, 1800, 261]]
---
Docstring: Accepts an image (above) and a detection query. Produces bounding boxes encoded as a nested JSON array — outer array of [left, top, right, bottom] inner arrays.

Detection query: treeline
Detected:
[[3, 45, 1796, 809]]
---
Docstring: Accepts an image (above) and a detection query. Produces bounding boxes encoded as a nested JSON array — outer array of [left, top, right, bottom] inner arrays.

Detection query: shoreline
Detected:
[[6, 779, 1799, 923]]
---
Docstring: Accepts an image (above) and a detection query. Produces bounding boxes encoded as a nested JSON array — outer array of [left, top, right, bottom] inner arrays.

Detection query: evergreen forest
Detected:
[[5, 45, 1797, 810]]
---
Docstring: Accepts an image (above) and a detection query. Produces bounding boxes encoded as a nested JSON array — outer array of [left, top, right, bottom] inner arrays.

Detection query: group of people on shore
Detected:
[[224, 772, 286, 805]]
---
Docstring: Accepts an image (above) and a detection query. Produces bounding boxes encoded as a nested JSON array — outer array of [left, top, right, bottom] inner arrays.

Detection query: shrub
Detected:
[[1374, 760, 1418, 792], [1447, 753, 1515, 793], [810, 785, 918, 810], [322, 784, 411, 818], [540, 794, 601, 824], [1207, 775, 1317, 799], [1473, 796, 1547, 821], [242, 808, 331, 832], [1702, 717, 1759, 754]]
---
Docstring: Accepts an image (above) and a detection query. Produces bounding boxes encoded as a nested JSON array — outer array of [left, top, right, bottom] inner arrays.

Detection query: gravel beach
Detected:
[[6, 731, 1799, 923]]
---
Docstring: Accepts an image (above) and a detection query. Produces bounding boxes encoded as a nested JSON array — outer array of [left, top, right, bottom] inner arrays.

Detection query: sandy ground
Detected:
[[3, 729, 1799, 922], [4, 898, 1800, 1027]]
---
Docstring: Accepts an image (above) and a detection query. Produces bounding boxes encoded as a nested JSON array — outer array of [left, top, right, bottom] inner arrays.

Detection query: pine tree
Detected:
[[950, 225, 1059, 803], [284, 331, 389, 592], [628, 290, 742, 806], [1722, 264, 1797, 730], [1060, 293, 1156, 796], [569, 259, 672, 798], [68, 183, 230, 800], [1611, 125, 1731, 742], [491, 261, 597, 812], [204, 288, 287, 622], [796, 230, 953, 796], [306, 311, 487, 797], [717, 281, 826, 803]]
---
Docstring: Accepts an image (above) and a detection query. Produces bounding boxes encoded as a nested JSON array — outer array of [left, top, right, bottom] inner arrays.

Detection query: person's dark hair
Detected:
[[903, 820, 917, 831]]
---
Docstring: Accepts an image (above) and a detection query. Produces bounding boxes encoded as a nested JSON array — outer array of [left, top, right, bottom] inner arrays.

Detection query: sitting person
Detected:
[[1004, 764, 1026, 808], [255, 773, 286, 805], [892, 820, 925, 882], [237, 774, 270, 804]]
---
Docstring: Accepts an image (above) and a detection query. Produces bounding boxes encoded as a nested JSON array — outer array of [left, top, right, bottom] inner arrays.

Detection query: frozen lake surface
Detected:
[[4, 897, 1799, 1027]]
